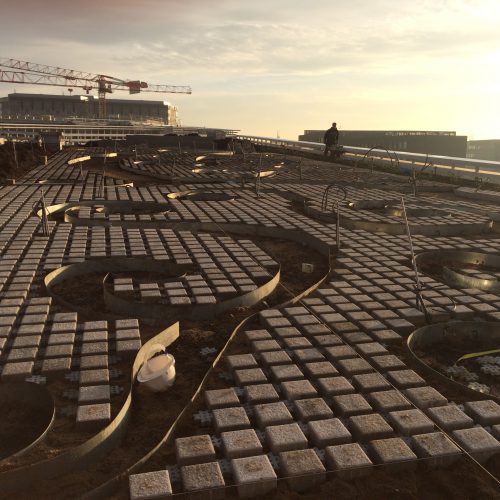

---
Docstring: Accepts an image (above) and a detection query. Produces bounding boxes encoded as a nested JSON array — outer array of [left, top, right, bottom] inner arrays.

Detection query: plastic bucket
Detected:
[[137, 348, 176, 392]]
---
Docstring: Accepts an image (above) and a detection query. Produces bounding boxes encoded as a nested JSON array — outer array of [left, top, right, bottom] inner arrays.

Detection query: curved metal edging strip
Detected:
[[407, 321, 500, 404], [0, 382, 56, 462], [83, 228, 332, 499], [0, 323, 179, 493]]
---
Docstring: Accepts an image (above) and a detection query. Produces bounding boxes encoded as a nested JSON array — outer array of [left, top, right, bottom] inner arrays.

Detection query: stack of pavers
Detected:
[[129, 306, 500, 498]]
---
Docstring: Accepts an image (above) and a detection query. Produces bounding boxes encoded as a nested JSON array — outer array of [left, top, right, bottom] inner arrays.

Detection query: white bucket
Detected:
[[137, 346, 176, 392]]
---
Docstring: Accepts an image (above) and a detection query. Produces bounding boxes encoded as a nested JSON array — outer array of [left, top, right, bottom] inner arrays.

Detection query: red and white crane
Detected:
[[0, 57, 192, 118]]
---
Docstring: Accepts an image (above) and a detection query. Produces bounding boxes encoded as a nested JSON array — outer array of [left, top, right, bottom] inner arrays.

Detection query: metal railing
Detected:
[[236, 134, 500, 184]]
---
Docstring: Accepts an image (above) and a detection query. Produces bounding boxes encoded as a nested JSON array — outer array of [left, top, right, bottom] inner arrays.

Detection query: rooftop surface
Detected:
[[0, 145, 499, 498]]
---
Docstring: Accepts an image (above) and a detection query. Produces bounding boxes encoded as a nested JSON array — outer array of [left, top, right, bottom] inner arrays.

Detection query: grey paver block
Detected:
[[234, 368, 267, 386], [308, 418, 352, 448], [251, 339, 281, 353], [426, 405, 474, 431], [280, 448, 326, 493], [41, 357, 72, 375], [221, 428, 263, 459], [79, 355, 108, 370], [386, 369, 426, 389], [332, 393, 372, 417], [452, 427, 500, 463], [348, 413, 394, 441], [76, 403, 111, 429], [464, 400, 500, 426], [181, 462, 225, 497], [226, 353, 258, 371], [411, 432, 462, 468], [244, 383, 280, 404], [352, 372, 392, 393], [213, 406, 250, 432], [325, 443, 373, 478], [325, 345, 357, 362], [78, 384, 110, 404], [404, 387, 447, 410], [129, 470, 172, 499], [231, 455, 277, 498], [175, 435, 216, 465], [336, 357, 374, 376], [368, 390, 412, 413], [266, 423, 308, 454], [370, 354, 406, 372], [270, 364, 304, 382], [317, 376, 354, 397], [304, 361, 338, 379], [356, 342, 388, 357], [389, 409, 435, 436], [254, 401, 293, 428], [1, 361, 33, 379], [281, 379, 317, 400], [260, 350, 292, 366], [204, 388, 240, 409], [370, 437, 417, 469], [294, 397, 333, 422]]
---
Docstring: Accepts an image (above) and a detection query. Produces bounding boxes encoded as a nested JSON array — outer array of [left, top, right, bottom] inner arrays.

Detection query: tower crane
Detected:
[[0, 57, 192, 119]]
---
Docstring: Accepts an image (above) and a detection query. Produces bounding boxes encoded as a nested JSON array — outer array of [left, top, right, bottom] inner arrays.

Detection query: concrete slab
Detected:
[[308, 418, 352, 448], [317, 376, 355, 397], [244, 383, 280, 404], [281, 379, 317, 400], [254, 401, 293, 428], [260, 350, 292, 366], [226, 353, 258, 371], [231, 455, 277, 499], [76, 403, 111, 430], [352, 372, 392, 393], [388, 409, 435, 436], [204, 388, 240, 409], [304, 361, 338, 379], [411, 432, 462, 468], [129, 470, 172, 500], [348, 413, 394, 441], [370, 437, 417, 470], [386, 369, 426, 389], [368, 390, 412, 413], [426, 405, 474, 432], [332, 394, 373, 417], [270, 364, 304, 382], [213, 406, 251, 432], [175, 435, 216, 465], [464, 400, 500, 426], [181, 462, 225, 498], [294, 397, 334, 422], [325, 443, 373, 478], [452, 427, 500, 463], [404, 387, 448, 410], [234, 368, 267, 386], [280, 449, 326, 493], [78, 385, 110, 404], [266, 423, 308, 454], [221, 429, 263, 459]]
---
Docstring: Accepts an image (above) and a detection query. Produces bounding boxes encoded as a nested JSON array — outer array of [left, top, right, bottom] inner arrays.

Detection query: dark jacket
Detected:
[[323, 127, 339, 146]]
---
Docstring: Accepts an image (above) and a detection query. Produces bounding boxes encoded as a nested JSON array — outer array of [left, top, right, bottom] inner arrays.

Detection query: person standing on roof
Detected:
[[323, 122, 339, 157]]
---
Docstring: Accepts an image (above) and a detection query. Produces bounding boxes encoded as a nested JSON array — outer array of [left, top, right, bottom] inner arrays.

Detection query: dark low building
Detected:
[[299, 130, 467, 157], [467, 140, 500, 162], [0, 93, 173, 124]]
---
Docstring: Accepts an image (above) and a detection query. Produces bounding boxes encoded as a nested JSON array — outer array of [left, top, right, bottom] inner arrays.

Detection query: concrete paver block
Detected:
[[370, 354, 406, 372], [270, 364, 304, 382], [411, 432, 462, 468], [308, 418, 352, 448], [317, 376, 354, 397], [304, 361, 338, 379], [181, 462, 225, 498], [386, 369, 426, 389], [348, 413, 394, 441], [294, 397, 333, 422], [221, 428, 263, 459], [426, 405, 474, 431], [336, 357, 374, 376], [368, 390, 412, 413], [129, 470, 172, 499], [251, 339, 281, 353], [76, 403, 111, 430], [254, 401, 293, 428], [352, 372, 392, 393], [388, 409, 435, 436], [332, 393, 372, 417], [78, 384, 110, 404], [370, 437, 417, 470], [260, 350, 292, 366], [325, 345, 357, 362], [204, 388, 240, 409], [266, 423, 308, 454], [325, 443, 373, 478], [280, 448, 326, 493], [226, 353, 258, 371], [175, 435, 216, 465], [212, 406, 251, 432], [464, 400, 500, 426], [244, 383, 280, 404], [234, 368, 267, 386], [231, 455, 277, 498], [79, 368, 109, 386], [281, 379, 317, 400], [452, 427, 500, 463], [404, 387, 447, 410]]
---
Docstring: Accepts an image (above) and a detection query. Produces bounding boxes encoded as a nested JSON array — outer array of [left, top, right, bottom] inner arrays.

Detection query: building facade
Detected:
[[299, 130, 467, 157], [0, 93, 175, 124], [467, 140, 500, 162]]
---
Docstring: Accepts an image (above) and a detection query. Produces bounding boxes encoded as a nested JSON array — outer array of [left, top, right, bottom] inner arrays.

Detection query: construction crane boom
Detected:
[[0, 57, 192, 118]]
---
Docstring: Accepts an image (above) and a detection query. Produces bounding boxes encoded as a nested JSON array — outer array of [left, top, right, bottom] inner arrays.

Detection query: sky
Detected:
[[1, 0, 500, 140]]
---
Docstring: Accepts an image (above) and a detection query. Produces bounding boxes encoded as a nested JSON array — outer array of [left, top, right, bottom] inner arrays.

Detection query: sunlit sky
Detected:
[[1, 0, 500, 140]]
